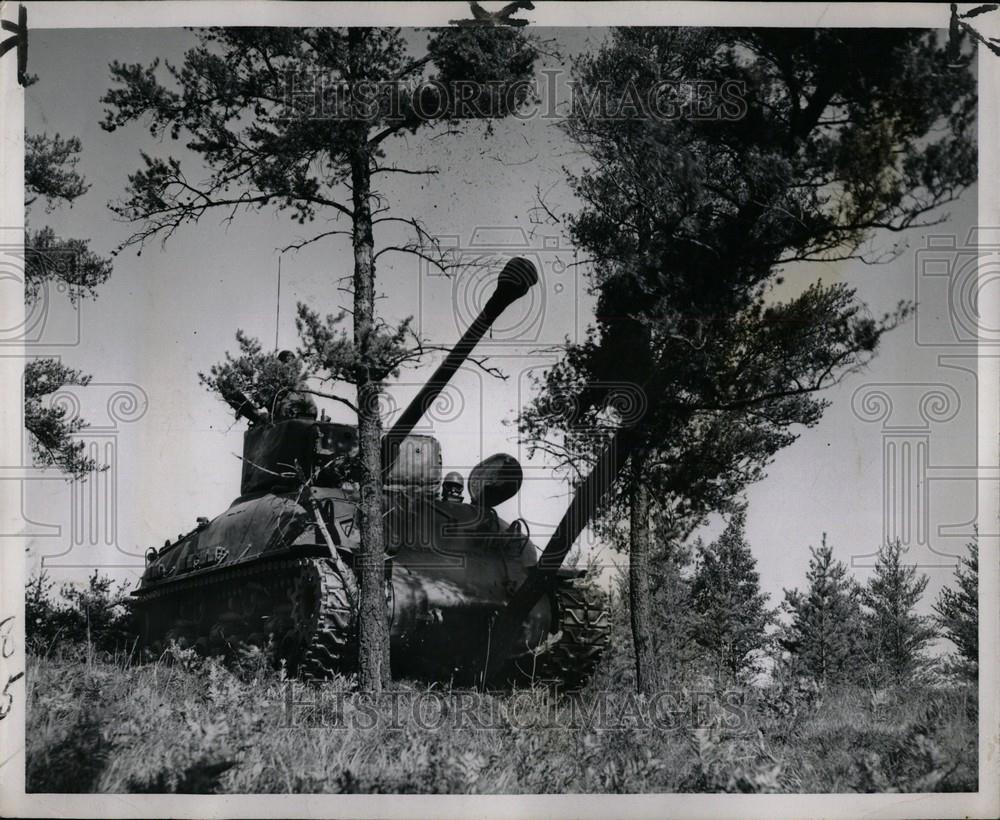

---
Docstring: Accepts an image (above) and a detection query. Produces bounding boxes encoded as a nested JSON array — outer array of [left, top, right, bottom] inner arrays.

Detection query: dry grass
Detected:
[[25, 645, 977, 794]]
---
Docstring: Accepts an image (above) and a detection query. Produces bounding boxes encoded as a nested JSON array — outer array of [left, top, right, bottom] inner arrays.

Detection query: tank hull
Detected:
[[136, 486, 609, 686]]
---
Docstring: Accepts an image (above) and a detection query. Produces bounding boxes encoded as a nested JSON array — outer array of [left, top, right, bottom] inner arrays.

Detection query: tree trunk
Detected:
[[350, 138, 390, 693], [629, 449, 660, 695]]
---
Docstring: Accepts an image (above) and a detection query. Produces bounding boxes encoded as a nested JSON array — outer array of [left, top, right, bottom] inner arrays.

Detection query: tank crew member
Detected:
[[441, 471, 464, 503], [274, 350, 318, 420]]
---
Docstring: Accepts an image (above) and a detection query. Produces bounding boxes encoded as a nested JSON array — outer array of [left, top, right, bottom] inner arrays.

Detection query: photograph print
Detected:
[[0, 2, 996, 817]]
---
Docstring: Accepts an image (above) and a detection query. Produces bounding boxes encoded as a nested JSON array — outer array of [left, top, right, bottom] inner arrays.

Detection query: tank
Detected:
[[134, 258, 610, 688]]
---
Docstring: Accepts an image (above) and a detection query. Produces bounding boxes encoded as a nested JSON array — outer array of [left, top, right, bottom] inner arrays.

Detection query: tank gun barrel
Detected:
[[482, 422, 644, 686], [381, 257, 538, 478]]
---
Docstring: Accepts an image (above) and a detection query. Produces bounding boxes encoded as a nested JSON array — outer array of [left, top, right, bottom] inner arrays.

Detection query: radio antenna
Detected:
[[274, 255, 282, 351]]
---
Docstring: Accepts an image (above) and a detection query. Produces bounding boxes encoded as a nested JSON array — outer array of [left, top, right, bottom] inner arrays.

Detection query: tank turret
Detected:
[[230, 256, 539, 497]]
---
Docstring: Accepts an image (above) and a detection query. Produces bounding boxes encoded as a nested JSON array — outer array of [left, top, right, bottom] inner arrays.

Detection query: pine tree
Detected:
[[649, 534, 700, 686], [779, 535, 865, 687], [934, 536, 978, 681], [691, 510, 774, 684], [861, 540, 937, 686], [518, 25, 976, 694], [101, 25, 537, 693], [198, 330, 313, 421], [25, 134, 112, 303], [600, 515, 700, 689], [24, 132, 114, 478]]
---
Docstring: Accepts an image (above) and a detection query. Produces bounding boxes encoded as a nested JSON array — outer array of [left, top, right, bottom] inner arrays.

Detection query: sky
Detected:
[[15, 26, 981, 630]]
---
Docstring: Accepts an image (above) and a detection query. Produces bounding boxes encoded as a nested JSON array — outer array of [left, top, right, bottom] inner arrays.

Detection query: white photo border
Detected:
[[1, 2, 996, 818]]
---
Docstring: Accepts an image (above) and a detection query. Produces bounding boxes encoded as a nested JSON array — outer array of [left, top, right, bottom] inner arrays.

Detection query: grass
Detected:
[[25, 644, 977, 794]]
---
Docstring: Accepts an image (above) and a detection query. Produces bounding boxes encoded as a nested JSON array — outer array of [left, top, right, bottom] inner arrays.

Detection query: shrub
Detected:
[[25, 648, 977, 794], [861, 541, 937, 686], [691, 512, 775, 685], [778, 535, 867, 687], [934, 537, 978, 682], [25, 570, 136, 656]]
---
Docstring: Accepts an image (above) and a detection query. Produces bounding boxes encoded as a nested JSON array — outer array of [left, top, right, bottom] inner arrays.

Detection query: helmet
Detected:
[[441, 471, 464, 502]]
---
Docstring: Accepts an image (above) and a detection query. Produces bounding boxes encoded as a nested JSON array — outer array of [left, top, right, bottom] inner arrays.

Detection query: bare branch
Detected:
[[372, 244, 467, 276], [372, 164, 440, 177], [279, 228, 353, 253], [406, 340, 510, 381], [529, 181, 563, 226], [298, 387, 360, 413]]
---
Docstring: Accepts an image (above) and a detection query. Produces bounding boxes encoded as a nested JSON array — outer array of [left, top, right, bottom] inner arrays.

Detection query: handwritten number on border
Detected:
[[0, 617, 24, 721]]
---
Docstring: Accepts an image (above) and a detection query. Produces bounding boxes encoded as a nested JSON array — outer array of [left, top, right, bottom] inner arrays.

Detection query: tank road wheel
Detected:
[[516, 580, 611, 691], [284, 558, 357, 680], [135, 557, 357, 678]]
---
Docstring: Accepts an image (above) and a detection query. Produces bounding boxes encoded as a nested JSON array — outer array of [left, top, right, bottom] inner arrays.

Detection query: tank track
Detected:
[[510, 579, 611, 691], [290, 558, 357, 680], [135, 555, 357, 679]]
